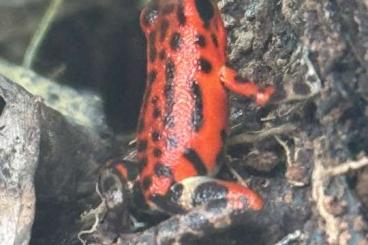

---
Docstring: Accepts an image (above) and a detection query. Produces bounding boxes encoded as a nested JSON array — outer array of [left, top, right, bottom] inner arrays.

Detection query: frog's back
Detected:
[[137, 0, 230, 205]]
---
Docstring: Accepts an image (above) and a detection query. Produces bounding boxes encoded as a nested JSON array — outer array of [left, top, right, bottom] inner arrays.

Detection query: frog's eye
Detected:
[[195, 0, 215, 27]]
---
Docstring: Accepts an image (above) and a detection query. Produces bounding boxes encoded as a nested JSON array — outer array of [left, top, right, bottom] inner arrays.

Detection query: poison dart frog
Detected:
[[100, 0, 274, 237]]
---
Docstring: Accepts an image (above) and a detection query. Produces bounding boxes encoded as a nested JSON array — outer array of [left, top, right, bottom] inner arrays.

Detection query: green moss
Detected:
[[0, 58, 106, 132]]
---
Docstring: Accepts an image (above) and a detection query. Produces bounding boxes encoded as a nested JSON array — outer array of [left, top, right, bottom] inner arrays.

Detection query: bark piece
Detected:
[[0, 75, 40, 245], [0, 75, 111, 244]]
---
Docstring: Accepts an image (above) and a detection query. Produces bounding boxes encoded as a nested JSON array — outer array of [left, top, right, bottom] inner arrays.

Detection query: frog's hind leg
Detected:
[[220, 65, 274, 105], [145, 176, 264, 243], [152, 176, 264, 214]]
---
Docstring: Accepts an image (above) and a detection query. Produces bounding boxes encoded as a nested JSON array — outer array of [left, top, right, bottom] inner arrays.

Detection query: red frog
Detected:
[[100, 0, 274, 237]]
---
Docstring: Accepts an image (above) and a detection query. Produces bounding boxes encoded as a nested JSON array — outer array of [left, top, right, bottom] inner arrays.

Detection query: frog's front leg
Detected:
[[220, 65, 275, 105], [151, 176, 263, 216]]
